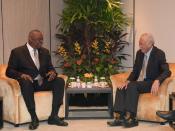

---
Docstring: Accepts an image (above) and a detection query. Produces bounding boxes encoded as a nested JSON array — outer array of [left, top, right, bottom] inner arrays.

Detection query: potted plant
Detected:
[[55, 0, 129, 105], [56, 0, 129, 79]]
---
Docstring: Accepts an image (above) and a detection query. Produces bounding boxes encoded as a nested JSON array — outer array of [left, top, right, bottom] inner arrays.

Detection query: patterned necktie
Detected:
[[33, 49, 40, 69], [33, 49, 43, 86], [141, 54, 148, 80], [138, 54, 148, 81]]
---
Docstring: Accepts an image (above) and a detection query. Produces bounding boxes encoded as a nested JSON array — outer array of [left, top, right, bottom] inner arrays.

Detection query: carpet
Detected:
[[1, 120, 173, 131]]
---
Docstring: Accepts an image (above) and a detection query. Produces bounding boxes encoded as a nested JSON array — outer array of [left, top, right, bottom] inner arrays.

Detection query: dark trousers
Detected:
[[113, 81, 153, 114], [18, 77, 65, 118]]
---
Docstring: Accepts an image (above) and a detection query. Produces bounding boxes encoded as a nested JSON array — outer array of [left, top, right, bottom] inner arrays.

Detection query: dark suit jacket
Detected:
[[6, 44, 56, 80], [127, 46, 171, 83]]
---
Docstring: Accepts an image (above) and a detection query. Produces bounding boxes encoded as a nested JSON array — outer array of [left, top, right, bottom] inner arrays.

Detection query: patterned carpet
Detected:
[[1, 119, 173, 131]]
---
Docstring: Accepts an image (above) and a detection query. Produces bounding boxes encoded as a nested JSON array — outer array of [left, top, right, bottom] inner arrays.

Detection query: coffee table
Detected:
[[0, 97, 3, 129], [65, 87, 113, 119]]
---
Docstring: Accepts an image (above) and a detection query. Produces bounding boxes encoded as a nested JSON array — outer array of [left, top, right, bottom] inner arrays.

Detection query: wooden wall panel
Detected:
[[121, 0, 134, 69], [135, 0, 175, 63], [2, 0, 50, 64], [50, 0, 64, 72], [0, 0, 3, 64]]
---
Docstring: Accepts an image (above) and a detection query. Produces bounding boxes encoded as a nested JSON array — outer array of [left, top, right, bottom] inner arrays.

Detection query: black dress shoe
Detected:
[[48, 116, 68, 126], [107, 118, 125, 126], [123, 117, 138, 128], [156, 111, 175, 121], [29, 117, 39, 130]]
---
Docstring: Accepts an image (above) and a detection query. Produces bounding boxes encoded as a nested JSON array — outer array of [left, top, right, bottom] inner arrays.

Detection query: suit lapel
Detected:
[[138, 52, 144, 73], [23, 44, 38, 70]]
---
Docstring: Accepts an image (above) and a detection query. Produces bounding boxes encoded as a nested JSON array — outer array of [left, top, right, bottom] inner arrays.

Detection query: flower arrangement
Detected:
[[56, 37, 126, 81], [55, 0, 129, 81], [83, 73, 93, 82]]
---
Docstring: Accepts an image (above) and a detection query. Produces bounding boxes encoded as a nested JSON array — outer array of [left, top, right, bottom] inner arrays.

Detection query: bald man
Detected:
[[6, 30, 68, 130], [107, 33, 171, 128]]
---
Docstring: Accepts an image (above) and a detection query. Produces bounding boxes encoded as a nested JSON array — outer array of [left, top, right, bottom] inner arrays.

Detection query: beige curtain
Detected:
[[2, 0, 50, 64]]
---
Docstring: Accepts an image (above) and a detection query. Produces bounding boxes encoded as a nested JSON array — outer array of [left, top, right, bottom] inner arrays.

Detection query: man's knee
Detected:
[[52, 77, 65, 90], [116, 88, 125, 94], [54, 77, 65, 85], [19, 79, 33, 88], [126, 82, 139, 92], [18, 79, 34, 93]]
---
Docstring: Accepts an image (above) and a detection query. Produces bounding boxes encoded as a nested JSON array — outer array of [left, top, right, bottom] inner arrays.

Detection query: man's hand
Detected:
[[46, 71, 57, 81], [117, 80, 130, 90], [151, 80, 160, 95], [21, 74, 33, 82]]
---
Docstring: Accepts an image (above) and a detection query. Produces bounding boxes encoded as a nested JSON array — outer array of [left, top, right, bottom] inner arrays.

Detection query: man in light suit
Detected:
[[6, 30, 68, 130], [107, 33, 171, 128]]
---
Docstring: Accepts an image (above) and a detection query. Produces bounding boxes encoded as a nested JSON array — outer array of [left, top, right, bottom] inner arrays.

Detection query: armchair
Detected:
[[110, 63, 175, 122], [0, 64, 67, 126]]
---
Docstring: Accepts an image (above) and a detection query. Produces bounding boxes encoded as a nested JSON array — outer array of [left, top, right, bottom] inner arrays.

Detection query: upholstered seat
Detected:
[[1, 64, 175, 125], [110, 63, 175, 122], [0, 64, 67, 126]]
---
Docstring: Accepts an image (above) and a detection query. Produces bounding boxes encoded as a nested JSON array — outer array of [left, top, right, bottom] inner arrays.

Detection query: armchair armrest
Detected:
[[110, 72, 130, 89], [0, 77, 21, 96], [158, 76, 175, 96], [57, 74, 68, 84], [110, 72, 174, 95], [167, 77, 175, 95], [0, 74, 68, 98]]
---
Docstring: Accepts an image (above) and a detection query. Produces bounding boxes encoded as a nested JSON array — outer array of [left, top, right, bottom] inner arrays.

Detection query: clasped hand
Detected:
[[151, 80, 160, 95], [116, 80, 130, 90], [21, 70, 56, 82], [46, 71, 56, 81], [21, 74, 33, 82]]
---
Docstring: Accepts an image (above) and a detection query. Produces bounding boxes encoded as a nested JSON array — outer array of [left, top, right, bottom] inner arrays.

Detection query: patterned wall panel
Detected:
[[2, 0, 50, 64]]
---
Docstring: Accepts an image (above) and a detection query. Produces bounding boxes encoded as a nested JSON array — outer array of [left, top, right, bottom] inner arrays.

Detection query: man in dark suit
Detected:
[[107, 33, 171, 128], [6, 29, 68, 130]]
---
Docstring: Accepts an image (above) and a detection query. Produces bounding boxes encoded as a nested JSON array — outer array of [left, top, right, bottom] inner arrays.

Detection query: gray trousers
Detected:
[[113, 81, 153, 114]]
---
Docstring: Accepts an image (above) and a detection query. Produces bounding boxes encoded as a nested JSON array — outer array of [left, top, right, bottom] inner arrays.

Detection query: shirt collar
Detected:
[[26, 42, 35, 52], [145, 46, 153, 57]]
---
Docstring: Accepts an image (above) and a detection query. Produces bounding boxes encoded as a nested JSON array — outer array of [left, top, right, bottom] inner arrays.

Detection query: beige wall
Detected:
[[1, 0, 174, 70], [50, 0, 64, 70], [2, 0, 50, 64], [0, 0, 135, 71], [135, 0, 175, 63], [0, 0, 63, 67], [0, 1, 3, 63], [121, 0, 134, 68]]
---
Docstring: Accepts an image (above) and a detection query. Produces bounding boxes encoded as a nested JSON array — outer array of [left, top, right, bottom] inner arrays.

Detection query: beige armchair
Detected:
[[110, 63, 175, 122], [0, 64, 67, 126]]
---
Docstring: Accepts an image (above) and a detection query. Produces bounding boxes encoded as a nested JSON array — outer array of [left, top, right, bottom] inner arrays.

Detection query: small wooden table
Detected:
[[0, 97, 3, 129], [169, 93, 175, 129], [169, 92, 175, 110]]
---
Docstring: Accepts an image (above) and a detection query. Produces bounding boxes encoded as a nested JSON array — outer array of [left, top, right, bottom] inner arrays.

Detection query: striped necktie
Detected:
[[138, 54, 148, 81], [141, 54, 148, 80], [33, 49, 43, 86], [33, 49, 40, 69]]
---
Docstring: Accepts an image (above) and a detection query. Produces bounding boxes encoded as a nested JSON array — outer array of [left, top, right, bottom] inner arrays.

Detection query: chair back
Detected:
[[0, 64, 7, 78]]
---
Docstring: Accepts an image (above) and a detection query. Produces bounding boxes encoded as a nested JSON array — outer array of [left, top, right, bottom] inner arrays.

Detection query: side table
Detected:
[[168, 93, 175, 130], [0, 97, 3, 129], [169, 92, 175, 110]]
